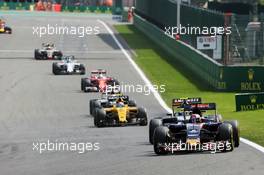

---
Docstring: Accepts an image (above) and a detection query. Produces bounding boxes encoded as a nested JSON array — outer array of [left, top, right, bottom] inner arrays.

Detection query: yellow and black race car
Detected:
[[93, 95, 148, 127], [0, 17, 12, 34]]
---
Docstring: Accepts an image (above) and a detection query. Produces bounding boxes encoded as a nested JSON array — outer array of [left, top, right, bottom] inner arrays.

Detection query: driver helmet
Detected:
[[190, 114, 202, 123], [47, 44, 52, 49], [98, 73, 104, 79], [116, 98, 124, 107], [66, 57, 71, 63]]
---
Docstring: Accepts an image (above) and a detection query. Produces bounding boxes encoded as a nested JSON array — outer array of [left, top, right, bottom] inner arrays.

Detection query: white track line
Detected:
[[98, 19, 264, 154], [240, 138, 264, 153]]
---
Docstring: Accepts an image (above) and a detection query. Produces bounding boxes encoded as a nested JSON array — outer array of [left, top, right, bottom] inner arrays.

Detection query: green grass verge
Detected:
[[115, 24, 264, 146]]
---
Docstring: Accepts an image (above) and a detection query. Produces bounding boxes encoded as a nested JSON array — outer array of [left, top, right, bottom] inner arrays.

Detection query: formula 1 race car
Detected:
[[81, 69, 119, 92], [89, 87, 122, 116], [52, 56, 85, 75], [150, 98, 239, 155], [35, 43, 63, 60], [92, 95, 147, 127], [0, 17, 12, 34], [149, 97, 202, 144]]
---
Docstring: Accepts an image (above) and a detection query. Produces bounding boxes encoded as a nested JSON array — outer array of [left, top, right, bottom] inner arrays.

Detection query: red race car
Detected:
[[81, 69, 120, 92]]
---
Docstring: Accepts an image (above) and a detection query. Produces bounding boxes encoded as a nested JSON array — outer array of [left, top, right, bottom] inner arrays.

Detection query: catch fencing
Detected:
[[134, 14, 264, 92], [135, 0, 225, 61]]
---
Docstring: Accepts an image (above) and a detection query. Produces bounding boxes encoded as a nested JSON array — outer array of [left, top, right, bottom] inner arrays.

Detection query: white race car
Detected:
[[35, 43, 63, 60], [52, 56, 85, 75]]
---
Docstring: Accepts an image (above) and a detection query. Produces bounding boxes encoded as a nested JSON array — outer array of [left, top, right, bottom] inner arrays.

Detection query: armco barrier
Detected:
[[134, 15, 264, 92]]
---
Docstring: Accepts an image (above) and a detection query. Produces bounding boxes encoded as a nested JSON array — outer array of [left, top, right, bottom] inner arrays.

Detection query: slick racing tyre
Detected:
[[82, 79, 92, 92], [89, 99, 97, 116], [137, 107, 148, 126], [109, 79, 120, 87], [92, 100, 102, 117], [149, 118, 162, 144], [94, 108, 105, 127], [153, 126, 169, 155], [80, 64, 86, 75], [52, 51, 63, 60], [52, 63, 60, 75], [81, 78, 87, 91], [128, 100, 137, 107], [224, 120, 240, 147], [218, 123, 234, 152], [4, 27, 12, 34], [34, 49, 41, 60]]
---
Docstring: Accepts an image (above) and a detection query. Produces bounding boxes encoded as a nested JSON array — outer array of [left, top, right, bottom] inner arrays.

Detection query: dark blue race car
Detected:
[[149, 98, 240, 155]]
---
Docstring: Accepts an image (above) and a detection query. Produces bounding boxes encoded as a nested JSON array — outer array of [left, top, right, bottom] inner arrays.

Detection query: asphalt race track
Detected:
[[0, 12, 264, 175]]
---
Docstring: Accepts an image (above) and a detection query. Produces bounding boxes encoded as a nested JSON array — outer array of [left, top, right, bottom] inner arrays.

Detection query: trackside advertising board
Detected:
[[235, 92, 264, 111], [197, 36, 216, 50]]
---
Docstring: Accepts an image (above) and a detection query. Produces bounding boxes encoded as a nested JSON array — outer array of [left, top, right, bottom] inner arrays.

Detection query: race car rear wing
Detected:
[[91, 69, 107, 74], [190, 103, 216, 110], [107, 95, 129, 102], [172, 97, 202, 107]]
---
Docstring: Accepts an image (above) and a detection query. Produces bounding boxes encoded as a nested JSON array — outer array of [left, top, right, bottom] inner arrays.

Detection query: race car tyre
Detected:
[[89, 99, 97, 116], [94, 108, 105, 127], [128, 100, 137, 107], [4, 27, 12, 34], [92, 101, 102, 116], [218, 123, 234, 152], [34, 49, 40, 60], [35, 51, 47, 60], [84, 84, 92, 92], [149, 118, 162, 144], [224, 120, 240, 147], [41, 51, 48, 60], [52, 63, 59, 75], [137, 107, 148, 126], [110, 79, 120, 87], [83, 79, 92, 92], [80, 64, 86, 75], [53, 51, 63, 60], [94, 100, 101, 108], [81, 78, 86, 91], [153, 126, 169, 155]]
